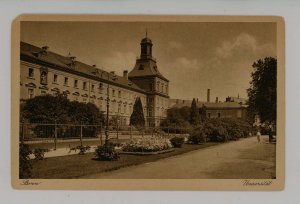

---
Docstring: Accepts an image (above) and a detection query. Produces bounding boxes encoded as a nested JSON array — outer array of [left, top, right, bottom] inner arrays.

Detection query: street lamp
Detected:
[[100, 71, 116, 145]]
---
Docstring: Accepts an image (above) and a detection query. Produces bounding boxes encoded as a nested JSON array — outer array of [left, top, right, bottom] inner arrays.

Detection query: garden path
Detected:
[[82, 136, 276, 179]]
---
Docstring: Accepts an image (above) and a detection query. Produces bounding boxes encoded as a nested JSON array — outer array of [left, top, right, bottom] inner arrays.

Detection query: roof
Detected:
[[171, 100, 247, 109], [20, 41, 146, 93], [141, 37, 152, 44], [128, 58, 169, 81]]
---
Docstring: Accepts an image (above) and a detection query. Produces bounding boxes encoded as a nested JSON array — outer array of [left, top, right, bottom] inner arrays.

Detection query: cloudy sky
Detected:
[[21, 21, 276, 101]]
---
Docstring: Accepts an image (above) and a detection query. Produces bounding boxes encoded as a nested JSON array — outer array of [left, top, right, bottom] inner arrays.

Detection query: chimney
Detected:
[[42, 46, 49, 52], [92, 64, 96, 68], [215, 97, 219, 103], [197, 98, 199, 103], [123, 70, 128, 80], [207, 89, 210, 102]]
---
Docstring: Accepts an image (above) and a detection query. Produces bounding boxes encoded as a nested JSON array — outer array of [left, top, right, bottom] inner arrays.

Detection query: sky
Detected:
[[21, 21, 276, 101]]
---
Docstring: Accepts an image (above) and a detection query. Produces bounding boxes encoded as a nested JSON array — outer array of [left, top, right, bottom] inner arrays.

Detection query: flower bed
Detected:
[[122, 137, 173, 153]]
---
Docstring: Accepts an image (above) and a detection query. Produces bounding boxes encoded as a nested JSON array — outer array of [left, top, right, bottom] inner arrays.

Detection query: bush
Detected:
[[19, 143, 32, 178], [170, 136, 185, 148], [188, 126, 207, 144], [95, 143, 119, 161], [69, 145, 91, 155], [122, 137, 172, 152], [203, 118, 252, 142], [33, 148, 49, 160]]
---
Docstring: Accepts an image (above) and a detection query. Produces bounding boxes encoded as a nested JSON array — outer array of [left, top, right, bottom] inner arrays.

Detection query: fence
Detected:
[[19, 122, 190, 149]]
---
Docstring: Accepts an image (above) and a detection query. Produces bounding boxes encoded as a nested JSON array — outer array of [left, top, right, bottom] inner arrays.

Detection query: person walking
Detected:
[[256, 130, 261, 143]]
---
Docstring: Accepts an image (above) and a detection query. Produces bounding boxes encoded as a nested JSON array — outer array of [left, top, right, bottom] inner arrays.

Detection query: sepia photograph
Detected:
[[11, 15, 285, 190]]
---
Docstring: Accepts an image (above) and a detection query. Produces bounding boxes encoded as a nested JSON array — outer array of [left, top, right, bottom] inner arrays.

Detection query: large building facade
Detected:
[[20, 36, 170, 126]]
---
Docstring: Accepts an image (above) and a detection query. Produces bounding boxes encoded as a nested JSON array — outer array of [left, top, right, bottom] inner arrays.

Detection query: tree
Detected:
[[247, 57, 277, 125], [130, 97, 145, 128], [190, 98, 200, 125]]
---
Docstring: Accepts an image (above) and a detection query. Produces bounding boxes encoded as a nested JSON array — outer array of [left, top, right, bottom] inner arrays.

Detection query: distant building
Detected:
[[170, 89, 248, 120], [20, 35, 170, 126], [225, 95, 247, 105]]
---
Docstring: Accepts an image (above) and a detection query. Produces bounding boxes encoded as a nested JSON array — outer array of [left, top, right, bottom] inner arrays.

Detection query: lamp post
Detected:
[[105, 79, 110, 145]]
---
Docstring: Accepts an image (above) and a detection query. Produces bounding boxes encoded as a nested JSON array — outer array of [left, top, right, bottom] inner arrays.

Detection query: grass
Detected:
[[29, 142, 218, 179]]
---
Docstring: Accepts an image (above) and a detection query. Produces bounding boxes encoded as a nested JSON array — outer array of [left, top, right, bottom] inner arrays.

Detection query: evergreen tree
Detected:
[[130, 97, 145, 127], [190, 98, 200, 125]]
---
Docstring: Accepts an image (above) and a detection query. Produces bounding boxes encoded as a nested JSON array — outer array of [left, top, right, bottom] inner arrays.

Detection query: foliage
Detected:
[[190, 98, 200, 125], [203, 118, 253, 142], [69, 145, 91, 155], [188, 126, 207, 144], [95, 143, 119, 161], [130, 97, 145, 128], [170, 136, 185, 148], [122, 137, 172, 152], [19, 143, 32, 179], [247, 57, 277, 124], [33, 148, 49, 160], [21, 94, 104, 138], [21, 94, 104, 124]]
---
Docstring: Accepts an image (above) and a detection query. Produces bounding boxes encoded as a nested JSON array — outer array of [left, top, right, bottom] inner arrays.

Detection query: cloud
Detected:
[[215, 33, 275, 59], [99, 51, 136, 75], [168, 41, 183, 49]]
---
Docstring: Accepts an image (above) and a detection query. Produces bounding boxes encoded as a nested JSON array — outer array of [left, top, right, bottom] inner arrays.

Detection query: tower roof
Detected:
[[141, 37, 152, 44]]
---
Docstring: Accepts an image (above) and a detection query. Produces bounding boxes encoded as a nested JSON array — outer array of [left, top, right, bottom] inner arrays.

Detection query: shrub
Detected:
[[170, 136, 185, 148], [19, 143, 32, 178], [33, 148, 49, 160], [95, 143, 119, 161], [69, 145, 91, 155], [188, 126, 207, 144], [122, 137, 172, 152]]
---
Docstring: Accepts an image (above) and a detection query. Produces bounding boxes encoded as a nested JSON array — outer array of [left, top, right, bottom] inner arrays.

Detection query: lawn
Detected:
[[30, 142, 218, 179]]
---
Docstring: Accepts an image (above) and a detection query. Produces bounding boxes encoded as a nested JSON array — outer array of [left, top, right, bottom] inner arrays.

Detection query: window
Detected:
[[208, 113, 211, 118], [83, 82, 87, 90], [218, 113, 221, 118], [91, 84, 95, 92], [161, 84, 164, 93], [53, 74, 58, 83], [112, 89, 115, 97], [118, 104, 121, 113], [28, 68, 34, 78], [41, 90, 46, 95], [99, 83, 103, 93], [118, 90, 121, 98], [74, 80, 78, 88], [28, 88, 34, 99], [40, 71, 47, 84], [157, 82, 160, 91], [149, 83, 153, 91], [138, 64, 144, 70], [124, 104, 127, 114], [64, 77, 68, 86]]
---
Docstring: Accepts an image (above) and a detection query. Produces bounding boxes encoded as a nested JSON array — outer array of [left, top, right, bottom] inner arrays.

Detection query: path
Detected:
[[83, 136, 276, 179]]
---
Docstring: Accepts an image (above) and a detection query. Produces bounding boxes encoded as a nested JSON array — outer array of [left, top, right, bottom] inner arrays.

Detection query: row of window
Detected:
[[28, 68, 142, 100]]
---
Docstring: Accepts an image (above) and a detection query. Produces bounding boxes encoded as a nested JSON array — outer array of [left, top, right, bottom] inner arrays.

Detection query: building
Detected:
[[170, 89, 248, 120], [20, 35, 170, 126]]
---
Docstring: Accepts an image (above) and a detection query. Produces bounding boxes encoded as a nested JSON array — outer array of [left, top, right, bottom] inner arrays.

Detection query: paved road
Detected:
[[84, 136, 276, 179]]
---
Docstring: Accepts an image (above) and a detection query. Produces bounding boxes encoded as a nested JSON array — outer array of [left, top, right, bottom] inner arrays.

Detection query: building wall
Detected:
[[205, 108, 247, 120], [20, 61, 147, 125]]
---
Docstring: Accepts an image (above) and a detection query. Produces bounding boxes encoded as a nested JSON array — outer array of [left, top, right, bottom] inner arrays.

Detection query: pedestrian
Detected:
[[256, 130, 261, 143]]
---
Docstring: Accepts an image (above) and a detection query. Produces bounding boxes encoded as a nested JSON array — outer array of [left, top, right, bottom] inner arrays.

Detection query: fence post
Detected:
[[116, 122, 119, 141], [21, 122, 25, 143], [80, 122, 83, 147], [54, 120, 57, 150], [100, 123, 103, 145], [130, 125, 132, 140]]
